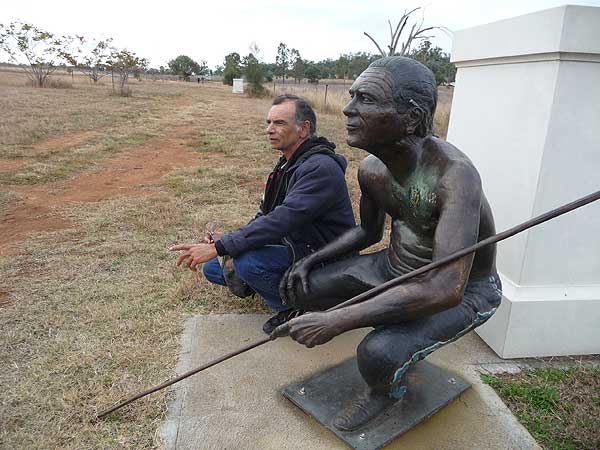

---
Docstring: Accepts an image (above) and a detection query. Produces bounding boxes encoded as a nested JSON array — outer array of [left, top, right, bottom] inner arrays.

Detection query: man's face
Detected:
[[343, 68, 406, 150], [266, 101, 307, 153]]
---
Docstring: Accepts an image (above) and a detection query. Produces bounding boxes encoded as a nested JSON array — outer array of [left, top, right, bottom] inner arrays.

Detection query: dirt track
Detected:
[[0, 126, 200, 255]]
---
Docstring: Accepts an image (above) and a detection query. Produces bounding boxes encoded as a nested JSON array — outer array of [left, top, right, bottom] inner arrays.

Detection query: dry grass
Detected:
[[0, 69, 190, 184], [0, 72, 369, 449], [0, 75, 275, 449], [0, 70, 442, 448]]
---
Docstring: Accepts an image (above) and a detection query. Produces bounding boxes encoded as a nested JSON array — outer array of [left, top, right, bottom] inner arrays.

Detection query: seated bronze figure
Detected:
[[278, 56, 502, 431]]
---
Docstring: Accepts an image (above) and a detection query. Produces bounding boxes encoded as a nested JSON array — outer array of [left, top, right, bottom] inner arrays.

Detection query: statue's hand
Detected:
[[279, 257, 316, 305], [275, 312, 344, 348]]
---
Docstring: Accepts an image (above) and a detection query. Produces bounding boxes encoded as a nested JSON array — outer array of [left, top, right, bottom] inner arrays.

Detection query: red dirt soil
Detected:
[[0, 130, 105, 171], [0, 158, 31, 171], [0, 127, 200, 256], [31, 130, 100, 154]]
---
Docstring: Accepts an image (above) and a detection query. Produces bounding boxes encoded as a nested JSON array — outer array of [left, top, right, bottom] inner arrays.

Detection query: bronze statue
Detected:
[[277, 56, 502, 431]]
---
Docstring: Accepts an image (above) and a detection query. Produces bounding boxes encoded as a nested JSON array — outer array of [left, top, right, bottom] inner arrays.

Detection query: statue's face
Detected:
[[343, 68, 406, 150]]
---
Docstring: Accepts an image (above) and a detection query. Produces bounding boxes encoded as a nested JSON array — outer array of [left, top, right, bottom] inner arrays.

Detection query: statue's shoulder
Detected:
[[425, 136, 480, 181], [358, 154, 387, 177], [358, 155, 390, 192]]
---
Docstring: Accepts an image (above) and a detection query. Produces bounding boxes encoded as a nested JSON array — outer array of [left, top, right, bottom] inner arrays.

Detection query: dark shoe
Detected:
[[262, 308, 304, 334]]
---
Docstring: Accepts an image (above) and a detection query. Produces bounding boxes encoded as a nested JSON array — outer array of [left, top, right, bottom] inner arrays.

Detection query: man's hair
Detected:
[[272, 94, 317, 136], [368, 56, 437, 137]]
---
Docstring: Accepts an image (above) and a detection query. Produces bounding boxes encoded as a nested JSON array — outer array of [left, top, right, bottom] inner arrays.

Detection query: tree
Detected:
[[364, 7, 444, 57], [335, 55, 349, 80], [262, 62, 277, 82], [304, 64, 322, 83], [243, 52, 265, 95], [289, 48, 305, 83], [275, 42, 289, 83], [72, 36, 113, 83], [107, 49, 147, 96], [213, 64, 224, 76], [315, 58, 336, 79], [0, 21, 74, 87], [347, 52, 375, 78], [410, 40, 456, 85], [222, 52, 242, 86], [168, 55, 206, 81]]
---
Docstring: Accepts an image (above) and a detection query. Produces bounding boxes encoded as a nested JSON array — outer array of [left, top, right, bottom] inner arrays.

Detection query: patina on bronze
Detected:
[[94, 191, 600, 420]]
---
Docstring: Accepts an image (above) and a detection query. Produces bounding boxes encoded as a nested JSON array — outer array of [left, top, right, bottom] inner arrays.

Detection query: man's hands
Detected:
[[169, 243, 218, 271], [201, 230, 223, 244], [272, 311, 347, 348], [279, 257, 317, 304]]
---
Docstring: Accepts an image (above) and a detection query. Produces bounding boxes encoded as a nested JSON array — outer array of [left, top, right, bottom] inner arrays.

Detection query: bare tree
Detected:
[[0, 21, 74, 87], [275, 42, 290, 83], [73, 36, 113, 83], [107, 49, 147, 96], [364, 7, 444, 57]]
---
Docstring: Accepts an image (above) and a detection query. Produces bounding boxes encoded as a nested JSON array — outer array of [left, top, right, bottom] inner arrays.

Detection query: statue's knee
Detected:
[[357, 330, 410, 392], [287, 284, 311, 309]]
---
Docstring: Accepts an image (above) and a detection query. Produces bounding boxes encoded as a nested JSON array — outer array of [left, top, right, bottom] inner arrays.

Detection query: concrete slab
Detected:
[[160, 315, 541, 450]]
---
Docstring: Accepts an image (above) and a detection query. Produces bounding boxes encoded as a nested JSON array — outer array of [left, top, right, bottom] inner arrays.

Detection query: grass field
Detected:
[[0, 69, 452, 449], [482, 368, 600, 450]]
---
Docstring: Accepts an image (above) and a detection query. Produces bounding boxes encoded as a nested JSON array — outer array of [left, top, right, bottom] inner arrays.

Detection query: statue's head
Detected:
[[343, 56, 437, 150]]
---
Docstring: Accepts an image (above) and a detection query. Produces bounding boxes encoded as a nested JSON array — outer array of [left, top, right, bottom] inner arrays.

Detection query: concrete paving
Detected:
[[160, 314, 541, 450]]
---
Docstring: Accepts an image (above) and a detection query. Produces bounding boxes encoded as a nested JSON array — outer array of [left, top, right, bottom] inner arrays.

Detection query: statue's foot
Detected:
[[333, 389, 399, 431]]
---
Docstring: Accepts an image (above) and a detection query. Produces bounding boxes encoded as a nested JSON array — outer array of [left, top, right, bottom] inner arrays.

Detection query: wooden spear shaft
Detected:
[[95, 190, 600, 420]]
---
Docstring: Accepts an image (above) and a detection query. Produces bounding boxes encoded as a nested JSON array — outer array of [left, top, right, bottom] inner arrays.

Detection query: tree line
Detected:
[[0, 13, 455, 96], [0, 21, 209, 94], [213, 40, 455, 95], [213, 8, 457, 90]]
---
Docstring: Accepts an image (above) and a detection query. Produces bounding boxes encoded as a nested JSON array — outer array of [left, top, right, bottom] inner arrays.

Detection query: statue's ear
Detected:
[[406, 106, 424, 135]]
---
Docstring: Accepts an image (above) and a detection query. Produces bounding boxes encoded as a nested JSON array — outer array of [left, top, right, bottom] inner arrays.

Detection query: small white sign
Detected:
[[232, 79, 244, 94]]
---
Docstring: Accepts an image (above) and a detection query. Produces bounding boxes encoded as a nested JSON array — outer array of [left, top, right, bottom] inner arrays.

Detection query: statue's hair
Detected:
[[368, 56, 437, 137], [272, 94, 317, 136]]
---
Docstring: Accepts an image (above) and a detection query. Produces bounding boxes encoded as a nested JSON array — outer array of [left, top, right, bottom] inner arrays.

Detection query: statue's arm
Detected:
[[280, 161, 385, 298], [306, 191, 385, 267], [307, 158, 386, 264], [325, 163, 483, 330]]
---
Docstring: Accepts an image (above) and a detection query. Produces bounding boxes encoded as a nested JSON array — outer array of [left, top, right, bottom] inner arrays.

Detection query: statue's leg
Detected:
[[334, 275, 502, 431], [286, 250, 389, 311]]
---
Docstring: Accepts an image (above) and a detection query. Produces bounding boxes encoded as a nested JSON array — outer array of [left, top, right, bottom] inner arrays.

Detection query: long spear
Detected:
[[95, 190, 600, 420]]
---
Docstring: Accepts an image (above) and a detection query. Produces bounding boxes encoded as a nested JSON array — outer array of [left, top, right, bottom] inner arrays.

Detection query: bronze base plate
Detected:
[[282, 358, 470, 450]]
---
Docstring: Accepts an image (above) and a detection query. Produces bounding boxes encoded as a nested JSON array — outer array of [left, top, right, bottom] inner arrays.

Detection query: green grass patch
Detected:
[[482, 368, 600, 450]]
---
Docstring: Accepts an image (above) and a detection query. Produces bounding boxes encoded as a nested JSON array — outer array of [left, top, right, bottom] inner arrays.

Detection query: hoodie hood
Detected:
[[286, 136, 348, 173]]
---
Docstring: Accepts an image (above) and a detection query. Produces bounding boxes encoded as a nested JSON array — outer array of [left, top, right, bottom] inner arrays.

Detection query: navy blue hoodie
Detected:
[[216, 137, 355, 261]]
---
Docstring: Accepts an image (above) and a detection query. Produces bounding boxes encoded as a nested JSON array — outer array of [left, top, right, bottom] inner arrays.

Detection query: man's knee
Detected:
[[202, 258, 225, 286], [232, 252, 261, 281]]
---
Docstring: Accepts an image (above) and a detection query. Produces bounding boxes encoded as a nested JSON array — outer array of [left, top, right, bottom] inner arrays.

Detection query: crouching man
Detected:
[[170, 94, 356, 334], [277, 57, 502, 431]]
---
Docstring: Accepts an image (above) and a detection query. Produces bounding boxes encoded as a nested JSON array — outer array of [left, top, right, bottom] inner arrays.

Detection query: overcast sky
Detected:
[[3, 0, 600, 68]]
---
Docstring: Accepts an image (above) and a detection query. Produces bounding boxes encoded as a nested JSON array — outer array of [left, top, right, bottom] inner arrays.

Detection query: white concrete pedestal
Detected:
[[447, 5, 600, 358]]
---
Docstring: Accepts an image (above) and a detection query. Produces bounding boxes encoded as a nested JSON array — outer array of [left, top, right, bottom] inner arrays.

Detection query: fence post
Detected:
[[324, 84, 329, 108]]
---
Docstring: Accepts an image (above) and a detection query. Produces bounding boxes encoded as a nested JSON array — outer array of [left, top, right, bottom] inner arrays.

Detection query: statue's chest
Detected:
[[387, 174, 439, 230]]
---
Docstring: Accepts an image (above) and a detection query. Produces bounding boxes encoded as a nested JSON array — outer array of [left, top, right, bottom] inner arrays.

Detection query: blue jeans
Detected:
[[202, 245, 292, 312]]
